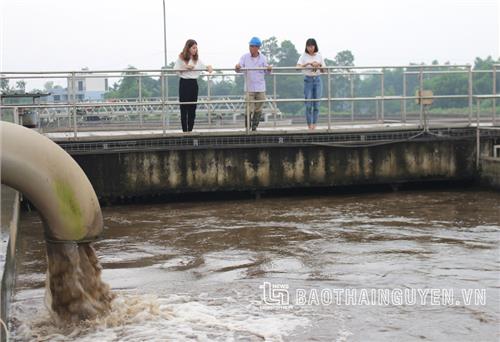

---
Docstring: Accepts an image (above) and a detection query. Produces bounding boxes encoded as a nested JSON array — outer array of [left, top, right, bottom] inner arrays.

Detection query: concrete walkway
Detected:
[[1, 185, 20, 341]]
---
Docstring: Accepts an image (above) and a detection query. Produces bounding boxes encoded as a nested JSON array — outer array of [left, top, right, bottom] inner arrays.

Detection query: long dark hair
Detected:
[[179, 39, 198, 62], [305, 38, 319, 54]]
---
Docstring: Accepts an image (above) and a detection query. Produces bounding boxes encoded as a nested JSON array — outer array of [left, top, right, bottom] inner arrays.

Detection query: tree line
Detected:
[[104, 36, 499, 115]]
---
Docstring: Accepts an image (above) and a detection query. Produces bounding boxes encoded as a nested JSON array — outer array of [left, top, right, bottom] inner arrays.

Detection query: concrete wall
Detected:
[[480, 157, 500, 189], [73, 139, 477, 201], [0, 186, 20, 342]]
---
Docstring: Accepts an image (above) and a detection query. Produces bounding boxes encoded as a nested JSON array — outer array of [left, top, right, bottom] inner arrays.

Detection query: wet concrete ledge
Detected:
[[0, 186, 20, 342], [61, 133, 500, 203]]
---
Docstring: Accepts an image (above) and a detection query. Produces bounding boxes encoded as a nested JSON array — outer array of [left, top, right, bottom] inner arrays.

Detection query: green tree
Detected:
[[472, 56, 498, 96], [0, 78, 10, 92], [16, 80, 26, 92], [425, 72, 467, 108], [277, 40, 299, 67], [44, 81, 54, 92], [334, 50, 355, 67], [280, 47, 301, 111], [105, 66, 161, 99], [330, 50, 356, 112], [261, 36, 279, 65], [211, 78, 236, 96], [164, 61, 180, 100], [263, 38, 302, 114]]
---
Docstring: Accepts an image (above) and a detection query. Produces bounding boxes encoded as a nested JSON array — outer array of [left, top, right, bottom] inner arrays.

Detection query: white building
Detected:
[[49, 72, 109, 102]]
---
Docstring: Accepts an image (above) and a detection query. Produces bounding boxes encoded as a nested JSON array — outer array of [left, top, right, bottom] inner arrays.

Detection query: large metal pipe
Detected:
[[0, 121, 102, 241]]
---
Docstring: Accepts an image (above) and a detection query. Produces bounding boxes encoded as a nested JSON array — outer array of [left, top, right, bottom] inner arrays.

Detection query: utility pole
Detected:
[[162, 0, 169, 128], [162, 0, 167, 69]]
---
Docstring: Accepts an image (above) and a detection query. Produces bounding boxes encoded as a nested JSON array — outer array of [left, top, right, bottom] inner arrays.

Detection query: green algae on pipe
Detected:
[[0, 121, 102, 241]]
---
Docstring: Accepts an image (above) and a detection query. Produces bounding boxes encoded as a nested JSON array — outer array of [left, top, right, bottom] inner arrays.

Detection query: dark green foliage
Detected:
[[104, 66, 162, 99]]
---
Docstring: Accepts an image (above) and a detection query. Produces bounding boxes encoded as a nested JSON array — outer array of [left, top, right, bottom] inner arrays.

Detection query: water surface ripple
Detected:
[[10, 190, 500, 341]]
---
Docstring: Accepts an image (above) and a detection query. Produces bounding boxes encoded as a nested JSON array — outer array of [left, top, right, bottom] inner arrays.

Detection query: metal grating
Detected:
[[56, 127, 499, 155]]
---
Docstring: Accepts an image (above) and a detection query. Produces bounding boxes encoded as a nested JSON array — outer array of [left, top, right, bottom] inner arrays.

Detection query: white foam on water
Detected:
[[158, 256, 197, 270], [11, 291, 310, 341]]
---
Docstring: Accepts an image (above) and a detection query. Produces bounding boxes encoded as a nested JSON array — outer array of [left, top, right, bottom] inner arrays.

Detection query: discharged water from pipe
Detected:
[[45, 242, 115, 323]]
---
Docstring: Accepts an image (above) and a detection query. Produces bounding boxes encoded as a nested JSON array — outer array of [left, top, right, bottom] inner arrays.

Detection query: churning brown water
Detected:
[[45, 242, 114, 323], [8, 189, 500, 341]]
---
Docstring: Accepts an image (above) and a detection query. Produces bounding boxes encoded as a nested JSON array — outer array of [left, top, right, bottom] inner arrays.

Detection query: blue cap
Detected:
[[249, 37, 262, 47]]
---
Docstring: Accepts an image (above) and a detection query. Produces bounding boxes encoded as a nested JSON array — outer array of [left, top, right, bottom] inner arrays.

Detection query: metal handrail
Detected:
[[0, 94, 483, 109], [1, 64, 498, 138], [0, 64, 472, 75]]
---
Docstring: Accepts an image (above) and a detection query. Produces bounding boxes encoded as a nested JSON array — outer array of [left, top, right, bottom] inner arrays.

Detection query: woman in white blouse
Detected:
[[174, 39, 212, 132], [296, 38, 325, 130]]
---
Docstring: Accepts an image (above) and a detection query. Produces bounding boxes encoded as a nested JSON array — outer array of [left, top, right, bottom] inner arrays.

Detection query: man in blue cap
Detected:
[[235, 37, 272, 131]]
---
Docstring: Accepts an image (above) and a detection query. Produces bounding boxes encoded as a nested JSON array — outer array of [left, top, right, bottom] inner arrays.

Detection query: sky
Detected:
[[0, 0, 498, 75]]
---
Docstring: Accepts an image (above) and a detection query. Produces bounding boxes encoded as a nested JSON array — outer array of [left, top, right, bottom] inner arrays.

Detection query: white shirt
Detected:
[[297, 52, 326, 76], [174, 58, 207, 79]]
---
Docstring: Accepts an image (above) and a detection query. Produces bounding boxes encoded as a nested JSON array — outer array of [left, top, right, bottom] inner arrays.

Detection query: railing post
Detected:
[[493, 65, 497, 125], [245, 70, 250, 134], [477, 98, 480, 126], [273, 73, 277, 128], [402, 68, 407, 123], [476, 98, 481, 170], [468, 65, 473, 126], [350, 73, 354, 121], [165, 70, 169, 129], [138, 75, 143, 128], [13, 107, 19, 125], [161, 72, 166, 134], [419, 67, 424, 129], [327, 67, 332, 131], [380, 68, 385, 123], [71, 72, 77, 138], [207, 73, 212, 127]]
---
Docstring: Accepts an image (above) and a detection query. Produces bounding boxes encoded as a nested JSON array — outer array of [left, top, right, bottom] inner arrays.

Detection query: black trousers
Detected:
[[179, 78, 199, 132]]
